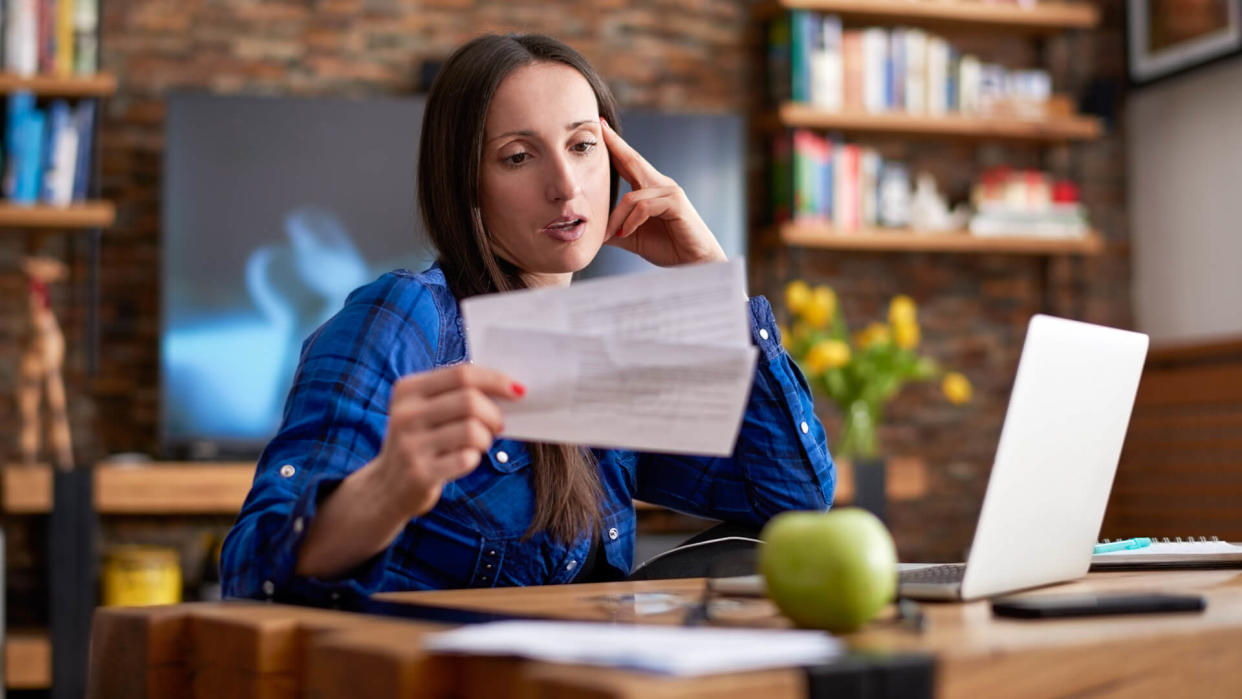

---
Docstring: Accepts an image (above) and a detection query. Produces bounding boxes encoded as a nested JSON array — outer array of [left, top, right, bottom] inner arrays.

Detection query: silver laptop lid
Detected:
[[959, 314, 1149, 600]]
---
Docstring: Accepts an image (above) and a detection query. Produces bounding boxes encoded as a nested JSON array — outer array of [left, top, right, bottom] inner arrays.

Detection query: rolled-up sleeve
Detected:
[[220, 276, 440, 603], [635, 295, 835, 523]]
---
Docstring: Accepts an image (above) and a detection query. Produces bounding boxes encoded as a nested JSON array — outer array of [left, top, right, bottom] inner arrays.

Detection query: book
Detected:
[[766, 13, 791, 104], [6, 0, 38, 76], [808, 14, 842, 111], [43, 98, 77, 205], [861, 27, 887, 114], [73, 0, 98, 75], [902, 28, 926, 115], [1091, 537, 1242, 570], [56, 0, 75, 75], [70, 98, 94, 200], [14, 104, 47, 203]]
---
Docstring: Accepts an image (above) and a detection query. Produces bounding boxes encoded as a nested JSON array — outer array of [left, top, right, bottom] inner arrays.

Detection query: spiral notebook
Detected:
[[1090, 537, 1242, 570]]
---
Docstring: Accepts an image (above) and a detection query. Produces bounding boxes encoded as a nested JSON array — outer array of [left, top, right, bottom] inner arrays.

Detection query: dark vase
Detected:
[[853, 457, 887, 523]]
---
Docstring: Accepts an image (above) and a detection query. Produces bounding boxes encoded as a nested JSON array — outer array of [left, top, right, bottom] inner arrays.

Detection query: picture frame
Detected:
[[1127, 0, 1242, 85]]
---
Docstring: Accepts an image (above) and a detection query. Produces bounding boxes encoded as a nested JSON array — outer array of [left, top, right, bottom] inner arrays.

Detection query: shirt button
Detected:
[[759, 328, 770, 341], [279, 464, 296, 478], [566, 560, 578, 571], [262, 580, 275, 596], [800, 421, 809, 434], [488, 550, 497, 556], [608, 527, 619, 541], [292, 517, 304, 534], [496, 450, 509, 464]]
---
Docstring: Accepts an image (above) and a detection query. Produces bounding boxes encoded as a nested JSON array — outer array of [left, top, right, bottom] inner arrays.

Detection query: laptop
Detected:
[[898, 314, 1148, 600]]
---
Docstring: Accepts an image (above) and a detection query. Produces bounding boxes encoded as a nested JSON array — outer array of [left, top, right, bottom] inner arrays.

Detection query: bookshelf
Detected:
[[753, 0, 1099, 32], [0, 200, 115, 228], [756, 2, 1104, 256], [1, 462, 256, 515], [775, 222, 1105, 255], [0, 71, 117, 97], [1, 10, 114, 691], [764, 102, 1102, 141]]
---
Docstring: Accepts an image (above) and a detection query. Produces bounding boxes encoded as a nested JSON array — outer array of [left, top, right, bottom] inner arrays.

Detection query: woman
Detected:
[[221, 33, 834, 603]]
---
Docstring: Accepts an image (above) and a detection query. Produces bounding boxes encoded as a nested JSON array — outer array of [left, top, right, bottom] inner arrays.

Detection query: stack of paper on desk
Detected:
[[462, 259, 758, 456], [423, 621, 841, 676]]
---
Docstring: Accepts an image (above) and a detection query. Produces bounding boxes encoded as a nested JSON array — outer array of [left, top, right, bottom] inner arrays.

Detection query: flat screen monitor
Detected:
[[161, 93, 744, 459]]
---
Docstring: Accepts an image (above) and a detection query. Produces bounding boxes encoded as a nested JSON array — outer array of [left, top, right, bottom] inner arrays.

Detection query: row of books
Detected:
[[2, 0, 100, 77], [3, 92, 95, 204], [970, 166, 1088, 238], [768, 11, 1052, 119], [772, 129, 902, 230], [772, 130, 1090, 237]]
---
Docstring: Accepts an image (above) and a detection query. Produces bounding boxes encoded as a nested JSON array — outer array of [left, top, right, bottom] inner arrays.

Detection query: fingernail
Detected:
[[511, 382, 526, 397], [600, 117, 609, 128]]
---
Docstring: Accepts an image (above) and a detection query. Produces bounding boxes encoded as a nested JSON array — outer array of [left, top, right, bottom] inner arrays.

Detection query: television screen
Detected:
[[161, 93, 744, 459]]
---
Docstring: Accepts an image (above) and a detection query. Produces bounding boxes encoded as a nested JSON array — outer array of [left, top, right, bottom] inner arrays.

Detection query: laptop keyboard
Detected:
[[899, 563, 967, 585]]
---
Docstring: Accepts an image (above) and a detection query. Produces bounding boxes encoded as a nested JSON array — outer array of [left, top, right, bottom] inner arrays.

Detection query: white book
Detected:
[[809, 14, 843, 112], [859, 149, 880, 227], [861, 27, 888, 113], [925, 36, 949, 116], [47, 116, 79, 206], [903, 28, 926, 115], [959, 55, 981, 115], [6, 0, 38, 76]]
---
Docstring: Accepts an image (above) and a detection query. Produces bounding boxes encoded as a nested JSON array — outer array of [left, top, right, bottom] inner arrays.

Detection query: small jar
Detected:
[[102, 545, 182, 607]]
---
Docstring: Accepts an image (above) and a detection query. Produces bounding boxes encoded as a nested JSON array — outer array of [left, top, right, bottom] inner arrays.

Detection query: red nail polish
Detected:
[[511, 382, 526, 397]]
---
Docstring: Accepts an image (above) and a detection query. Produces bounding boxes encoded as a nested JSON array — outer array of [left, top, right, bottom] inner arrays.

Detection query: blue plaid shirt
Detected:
[[221, 263, 834, 603]]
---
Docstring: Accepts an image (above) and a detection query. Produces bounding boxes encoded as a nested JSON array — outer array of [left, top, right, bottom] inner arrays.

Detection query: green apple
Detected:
[[758, 507, 897, 633]]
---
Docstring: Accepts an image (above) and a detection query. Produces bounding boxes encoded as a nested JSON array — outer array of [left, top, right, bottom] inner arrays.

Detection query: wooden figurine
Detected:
[[17, 256, 74, 470]]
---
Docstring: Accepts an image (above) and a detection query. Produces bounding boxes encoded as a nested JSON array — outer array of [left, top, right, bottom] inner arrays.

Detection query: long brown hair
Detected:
[[418, 34, 619, 543]]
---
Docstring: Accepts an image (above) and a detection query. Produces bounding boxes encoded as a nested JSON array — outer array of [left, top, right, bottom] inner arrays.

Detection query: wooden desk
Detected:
[[89, 570, 1242, 698]]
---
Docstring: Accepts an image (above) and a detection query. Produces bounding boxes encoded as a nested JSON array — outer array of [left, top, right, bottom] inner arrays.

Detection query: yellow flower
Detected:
[[854, 322, 892, 350], [942, 372, 973, 405], [785, 280, 811, 316], [805, 339, 851, 373], [893, 320, 920, 349], [801, 285, 837, 327], [888, 294, 917, 327]]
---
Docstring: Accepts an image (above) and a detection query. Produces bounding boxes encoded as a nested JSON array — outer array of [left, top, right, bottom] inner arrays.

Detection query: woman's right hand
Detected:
[[373, 364, 524, 520]]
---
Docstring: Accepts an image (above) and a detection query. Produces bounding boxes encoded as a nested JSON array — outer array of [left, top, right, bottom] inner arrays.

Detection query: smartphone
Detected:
[[991, 592, 1205, 619]]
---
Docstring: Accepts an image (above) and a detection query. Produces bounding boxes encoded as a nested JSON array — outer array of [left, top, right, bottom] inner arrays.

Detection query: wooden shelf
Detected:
[[765, 103, 1102, 141], [0, 71, 117, 97], [0, 201, 116, 228], [1, 464, 52, 512], [754, 0, 1099, 32], [777, 221, 1105, 255], [5, 630, 52, 689], [2, 462, 255, 515]]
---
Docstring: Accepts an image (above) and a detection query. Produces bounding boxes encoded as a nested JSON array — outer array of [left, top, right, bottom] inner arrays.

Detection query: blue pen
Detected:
[[1093, 537, 1153, 554]]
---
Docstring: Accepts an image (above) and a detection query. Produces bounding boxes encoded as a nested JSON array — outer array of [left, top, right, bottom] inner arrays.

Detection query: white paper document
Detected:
[[423, 621, 842, 676], [461, 260, 759, 456]]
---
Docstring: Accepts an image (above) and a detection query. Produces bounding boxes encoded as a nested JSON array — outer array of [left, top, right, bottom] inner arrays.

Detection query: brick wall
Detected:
[[0, 0, 1132, 561]]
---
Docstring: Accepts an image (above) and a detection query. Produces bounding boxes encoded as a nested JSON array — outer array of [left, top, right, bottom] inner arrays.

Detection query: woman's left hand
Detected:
[[601, 118, 727, 266]]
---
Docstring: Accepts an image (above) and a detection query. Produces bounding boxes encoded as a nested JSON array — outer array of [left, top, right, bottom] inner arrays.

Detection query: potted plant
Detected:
[[780, 280, 972, 518]]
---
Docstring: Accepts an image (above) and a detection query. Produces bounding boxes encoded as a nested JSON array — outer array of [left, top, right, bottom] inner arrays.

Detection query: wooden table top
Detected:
[[89, 569, 1242, 699]]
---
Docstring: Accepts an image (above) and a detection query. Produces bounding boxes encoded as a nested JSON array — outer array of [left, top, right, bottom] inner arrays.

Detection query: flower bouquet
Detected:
[[780, 280, 972, 461]]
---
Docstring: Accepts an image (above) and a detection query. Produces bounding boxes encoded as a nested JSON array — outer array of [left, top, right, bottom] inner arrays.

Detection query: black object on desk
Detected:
[[805, 652, 936, 699], [992, 592, 1206, 619]]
